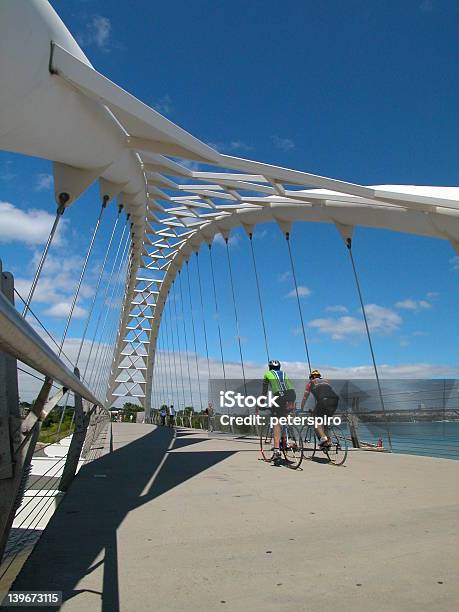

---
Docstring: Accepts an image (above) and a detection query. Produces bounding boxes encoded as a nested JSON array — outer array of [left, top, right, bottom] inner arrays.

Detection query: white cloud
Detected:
[[17, 335, 459, 407], [213, 233, 240, 247], [326, 305, 349, 313], [309, 304, 402, 340], [78, 16, 112, 50], [0, 201, 64, 246], [395, 299, 432, 311], [271, 135, 295, 151], [253, 229, 268, 240], [35, 173, 53, 192], [150, 350, 459, 412], [450, 256, 459, 271], [228, 141, 254, 152], [277, 271, 291, 282], [286, 286, 311, 298], [43, 302, 87, 319], [14, 252, 95, 321], [206, 140, 254, 153], [154, 94, 174, 116], [426, 292, 439, 299]]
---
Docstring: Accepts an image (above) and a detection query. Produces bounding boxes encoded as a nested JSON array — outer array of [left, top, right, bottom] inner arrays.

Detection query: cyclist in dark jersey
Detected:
[[301, 369, 338, 448]]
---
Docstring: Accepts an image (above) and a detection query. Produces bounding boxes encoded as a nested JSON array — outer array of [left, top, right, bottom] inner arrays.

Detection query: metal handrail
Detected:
[[0, 292, 101, 406]]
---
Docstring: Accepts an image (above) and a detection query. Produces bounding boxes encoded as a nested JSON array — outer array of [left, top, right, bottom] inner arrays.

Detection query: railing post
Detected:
[[348, 397, 361, 449], [0, 262, 20, 481], [59, 368, 92, 492], [0, 263, 32, 560]]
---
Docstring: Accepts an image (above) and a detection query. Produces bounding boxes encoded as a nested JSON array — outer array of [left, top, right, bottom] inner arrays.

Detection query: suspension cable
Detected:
[[195, 250, 211, 381], [88, 233, 129, 393], [100, 237, 134, 400], [83, 218, 128, 385], [167, 287, 180, 412], [92, 242, 130, 398], [158, 314, 169, 405], [75, 204, 122, 366], [14, 289, 74, 369], [59, 198, 108, 355], [208, 244, 227, 390], [23, 199, 66, 318], [178, 269, 194, 409], [95, 244, 131, 400], [186, 260, 203, 410], [155, 326, 165, 410], [172, 279, 187, 412], [285, 231, 312, 373], [224, 237, 247, 395], [164, 299, 176, 409], [160, 320, 171, 408], [345, 238, 393, 451], [248, 232, 270, 363]]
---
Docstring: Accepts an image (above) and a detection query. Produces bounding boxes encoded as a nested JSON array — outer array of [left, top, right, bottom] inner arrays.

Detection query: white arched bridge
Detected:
[[1, 3, 459, 609]]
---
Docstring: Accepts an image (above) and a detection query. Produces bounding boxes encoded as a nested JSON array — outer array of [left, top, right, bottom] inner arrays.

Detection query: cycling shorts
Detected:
[[271, 389, 296, 418], [313, 397, 338, 419]]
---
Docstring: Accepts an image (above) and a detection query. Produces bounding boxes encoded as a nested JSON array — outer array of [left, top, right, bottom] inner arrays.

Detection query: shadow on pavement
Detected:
[[10, 426, 236, 612]]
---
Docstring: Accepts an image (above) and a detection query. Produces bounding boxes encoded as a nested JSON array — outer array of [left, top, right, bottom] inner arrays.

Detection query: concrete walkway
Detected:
[[9, 424, 459, 611]]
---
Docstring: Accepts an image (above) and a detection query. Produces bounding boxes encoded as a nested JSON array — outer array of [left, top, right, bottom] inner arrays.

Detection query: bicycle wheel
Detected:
[[324, 426, 348, 466], [301, 425, 316, 460], [260, 424, 274, 462], [282, 426, 303, 470]]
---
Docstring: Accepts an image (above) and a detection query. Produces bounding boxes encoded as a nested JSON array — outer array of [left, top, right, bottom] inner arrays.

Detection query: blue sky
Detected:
[[1, 0, 458, 395]]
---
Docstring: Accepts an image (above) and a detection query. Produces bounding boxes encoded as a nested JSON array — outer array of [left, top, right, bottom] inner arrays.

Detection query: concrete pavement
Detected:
[[8, 423, 459, 611]]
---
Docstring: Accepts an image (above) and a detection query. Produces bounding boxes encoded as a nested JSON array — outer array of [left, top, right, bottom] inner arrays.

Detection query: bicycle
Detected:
[[260, 420, 303, 469], [300, 422, 348, 466]]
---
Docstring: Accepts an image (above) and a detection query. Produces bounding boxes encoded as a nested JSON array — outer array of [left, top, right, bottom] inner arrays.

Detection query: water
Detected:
[[354, 421, 459, 460], [208, 378, 459, 460]]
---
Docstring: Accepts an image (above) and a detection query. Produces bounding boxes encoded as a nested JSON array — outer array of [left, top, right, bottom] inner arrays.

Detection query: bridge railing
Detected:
[[0, 262, 110, 569]]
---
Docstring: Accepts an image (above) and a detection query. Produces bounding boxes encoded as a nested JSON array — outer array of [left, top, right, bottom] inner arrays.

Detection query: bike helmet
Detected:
[[309, 369, 321, 380], [268, 360, 281, 370]]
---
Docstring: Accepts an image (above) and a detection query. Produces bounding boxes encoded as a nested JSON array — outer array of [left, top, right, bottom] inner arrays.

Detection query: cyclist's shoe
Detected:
[[272, 451, 282, 466], [319, 437, 332, 450]]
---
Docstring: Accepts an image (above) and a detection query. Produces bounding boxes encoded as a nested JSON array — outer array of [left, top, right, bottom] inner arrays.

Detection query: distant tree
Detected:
[[123, 402, 143, 412]]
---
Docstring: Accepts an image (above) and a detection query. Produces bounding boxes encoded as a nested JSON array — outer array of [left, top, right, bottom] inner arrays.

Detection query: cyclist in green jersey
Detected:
[[262, 360, 296, 465]]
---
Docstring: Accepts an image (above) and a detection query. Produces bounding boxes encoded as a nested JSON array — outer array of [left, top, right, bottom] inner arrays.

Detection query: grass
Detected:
[[38, 412, 75, 445]]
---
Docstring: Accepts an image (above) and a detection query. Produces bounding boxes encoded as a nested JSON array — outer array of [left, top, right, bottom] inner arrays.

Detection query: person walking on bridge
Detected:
[[168, 404, 176, 428]]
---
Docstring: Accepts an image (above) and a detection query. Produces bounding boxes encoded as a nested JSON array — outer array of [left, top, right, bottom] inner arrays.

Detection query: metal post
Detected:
[[348, 399, 361, 449], [59, 368, 93, 492], [0, 262, 20, 481]]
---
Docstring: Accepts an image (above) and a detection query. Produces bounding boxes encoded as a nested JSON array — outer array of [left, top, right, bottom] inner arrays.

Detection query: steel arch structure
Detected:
[[1, 1, 458, 409]]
